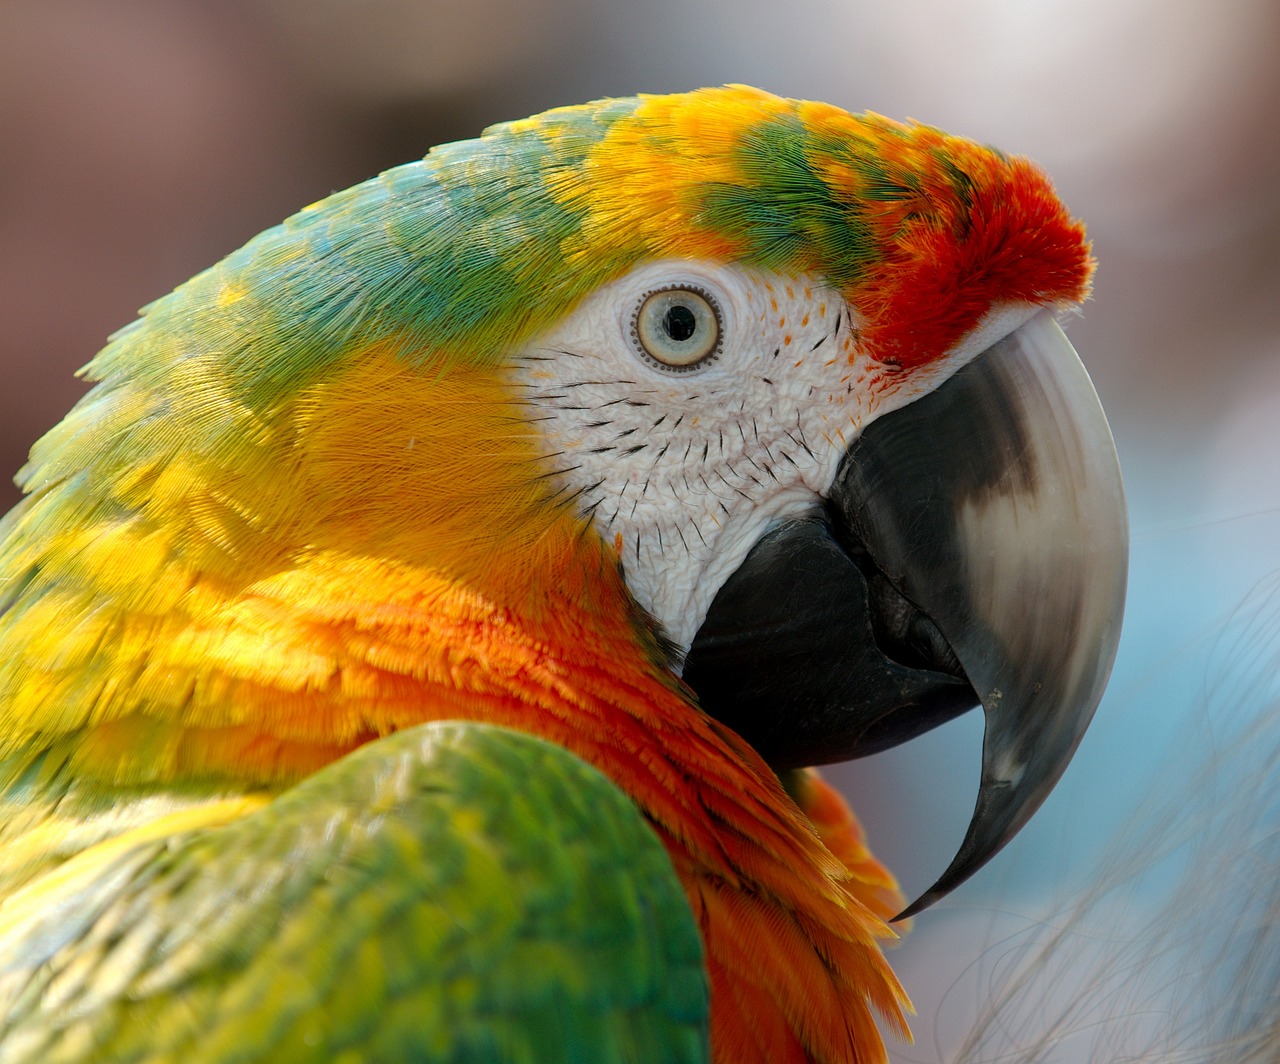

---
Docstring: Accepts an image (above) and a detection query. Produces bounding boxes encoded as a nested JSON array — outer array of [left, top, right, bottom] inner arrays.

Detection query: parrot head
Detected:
[[497, 85, 1126, 916], [0, 86, 1126, 1057]]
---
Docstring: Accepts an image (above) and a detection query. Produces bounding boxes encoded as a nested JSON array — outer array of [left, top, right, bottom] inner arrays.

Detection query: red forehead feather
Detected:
[[856, 146, 1092, 369]]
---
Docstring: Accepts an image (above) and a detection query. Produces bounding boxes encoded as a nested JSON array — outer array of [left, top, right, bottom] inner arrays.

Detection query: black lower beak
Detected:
[[682, 512, 978, 768], [683, 311, 1128, 918]]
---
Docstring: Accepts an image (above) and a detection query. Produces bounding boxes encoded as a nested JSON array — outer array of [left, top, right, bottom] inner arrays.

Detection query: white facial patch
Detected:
[[513, 260, 1025, 659]]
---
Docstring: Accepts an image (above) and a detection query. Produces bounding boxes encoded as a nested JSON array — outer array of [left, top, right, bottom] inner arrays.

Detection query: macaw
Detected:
[[0, 86, 1127, 1063]]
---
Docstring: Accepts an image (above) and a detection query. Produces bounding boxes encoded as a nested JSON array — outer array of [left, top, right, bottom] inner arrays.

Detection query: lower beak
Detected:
[[683, 310, 1128, 918]]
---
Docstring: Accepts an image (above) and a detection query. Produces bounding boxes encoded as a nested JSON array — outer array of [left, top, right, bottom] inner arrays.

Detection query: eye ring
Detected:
[[631, 286, 722, 371]]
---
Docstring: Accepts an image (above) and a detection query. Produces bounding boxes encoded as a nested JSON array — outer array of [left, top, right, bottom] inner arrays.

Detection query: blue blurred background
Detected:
[[4, 2, 1278, 1058]]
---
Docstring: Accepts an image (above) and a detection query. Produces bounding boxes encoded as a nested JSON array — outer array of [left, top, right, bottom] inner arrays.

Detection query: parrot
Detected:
[[0, 85, 1128, 1063]]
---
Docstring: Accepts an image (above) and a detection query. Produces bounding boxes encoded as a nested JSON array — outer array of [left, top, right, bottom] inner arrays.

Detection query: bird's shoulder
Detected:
[[0, 721, 709, 1064]]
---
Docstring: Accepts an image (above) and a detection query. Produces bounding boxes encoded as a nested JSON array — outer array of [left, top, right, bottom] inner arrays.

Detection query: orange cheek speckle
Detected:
[[783, 335, 793, 346]]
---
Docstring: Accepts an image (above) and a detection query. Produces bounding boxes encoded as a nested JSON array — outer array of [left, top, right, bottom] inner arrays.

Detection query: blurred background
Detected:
[[4, 1, 1279, 1059]]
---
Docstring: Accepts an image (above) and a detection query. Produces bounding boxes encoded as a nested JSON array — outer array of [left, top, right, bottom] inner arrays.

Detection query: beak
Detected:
[[683, 310, 1128, 919]]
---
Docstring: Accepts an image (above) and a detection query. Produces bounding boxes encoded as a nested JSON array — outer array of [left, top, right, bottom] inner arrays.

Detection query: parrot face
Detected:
[[0, 86, 1129, 1063], [516, 258, 1004, 652], [518, 259, 1046, 653]]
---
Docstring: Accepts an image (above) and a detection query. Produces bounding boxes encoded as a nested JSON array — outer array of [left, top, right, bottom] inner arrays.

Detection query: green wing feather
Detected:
[[0, 722, 708, 1063]]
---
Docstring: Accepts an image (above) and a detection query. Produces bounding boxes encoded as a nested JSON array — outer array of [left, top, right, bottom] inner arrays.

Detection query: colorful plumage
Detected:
[[0, 86, 1126, 1062]]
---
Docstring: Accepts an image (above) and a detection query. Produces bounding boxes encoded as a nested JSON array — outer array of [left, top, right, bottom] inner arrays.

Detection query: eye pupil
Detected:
[[663, 305, 697, 342]]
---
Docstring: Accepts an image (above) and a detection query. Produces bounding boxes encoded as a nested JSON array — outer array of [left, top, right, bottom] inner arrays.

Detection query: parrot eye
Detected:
[[632, 287, 722, 371]]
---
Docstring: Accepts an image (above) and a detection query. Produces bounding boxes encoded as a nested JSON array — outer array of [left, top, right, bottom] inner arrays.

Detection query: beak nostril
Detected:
[[832, 511, 966, 678], [866, 569, 965, 678], [876, 585, 964, 678]]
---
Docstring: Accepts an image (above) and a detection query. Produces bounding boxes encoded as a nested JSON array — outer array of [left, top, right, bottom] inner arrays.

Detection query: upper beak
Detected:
[[682, 310, 1128, 919]]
